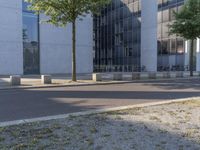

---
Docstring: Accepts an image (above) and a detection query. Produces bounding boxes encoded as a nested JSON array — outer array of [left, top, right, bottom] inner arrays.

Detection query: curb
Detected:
[[0, 76, 199, 91], [0, 97, 199, 127]]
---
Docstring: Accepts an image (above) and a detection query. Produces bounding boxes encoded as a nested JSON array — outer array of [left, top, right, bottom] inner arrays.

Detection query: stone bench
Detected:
[[148, 72, 156, 79], [140, 73, 148, 79], [176, 72, 183, 78], [163, 72, 171, 78], [93, 73, 102, 82], [41, 75, 52, 84], [113, 73, 123, 81], [132, 72, 140, 80], [10, 75, 21, 86]]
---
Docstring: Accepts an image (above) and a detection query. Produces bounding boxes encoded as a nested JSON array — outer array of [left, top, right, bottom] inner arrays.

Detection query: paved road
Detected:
[[0, 78, 200, 122]]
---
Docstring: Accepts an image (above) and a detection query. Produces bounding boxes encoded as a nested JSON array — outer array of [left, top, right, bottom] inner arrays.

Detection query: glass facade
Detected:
[[22, 2, 40, 74], [94, 0, 141, 72], [94, 0, 188, 72], [157, 0, 186, 71]]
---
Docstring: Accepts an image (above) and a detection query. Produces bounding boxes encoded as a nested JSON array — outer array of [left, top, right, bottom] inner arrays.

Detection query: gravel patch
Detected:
[[0, 100, 200, 150]]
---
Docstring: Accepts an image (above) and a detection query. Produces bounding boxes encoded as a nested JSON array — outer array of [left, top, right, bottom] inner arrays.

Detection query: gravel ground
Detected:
[[0, 100, 200, 150]]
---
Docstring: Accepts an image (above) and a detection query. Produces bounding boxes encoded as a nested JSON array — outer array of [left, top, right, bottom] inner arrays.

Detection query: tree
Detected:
[[26, 0, 111, 81], [169, 0, 200, 76]]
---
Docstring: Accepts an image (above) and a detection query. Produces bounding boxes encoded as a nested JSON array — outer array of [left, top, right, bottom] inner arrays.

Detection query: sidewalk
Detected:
[[0, 74, 95, 89], [0, 73, 199, 90]]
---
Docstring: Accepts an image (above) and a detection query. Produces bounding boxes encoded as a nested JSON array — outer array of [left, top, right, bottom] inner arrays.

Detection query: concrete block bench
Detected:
[[148, 72, 156, 79], [10, 75, 21, 86], [132, 72, 140, 80], [93, 73, 102, 82], [170, 72, 176, 78], [162, 72, 171, 78], [113, 73, 123, 81], [176, 72, 183, 78], [194, 72, 200, 76], [156, 72, 163, 78], [183, 72, 190, 77], [140, 73, 148, 79], [41, 75, 52, 84]]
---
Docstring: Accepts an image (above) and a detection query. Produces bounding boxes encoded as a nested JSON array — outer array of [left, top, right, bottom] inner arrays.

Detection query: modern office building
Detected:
[[0, 0, 93, 75], [93, 0, 200, 72]]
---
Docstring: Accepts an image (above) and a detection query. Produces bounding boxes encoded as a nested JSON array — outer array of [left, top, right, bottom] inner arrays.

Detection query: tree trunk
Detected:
[[190, 39, 194, 77], [72, 20, 77, 82]]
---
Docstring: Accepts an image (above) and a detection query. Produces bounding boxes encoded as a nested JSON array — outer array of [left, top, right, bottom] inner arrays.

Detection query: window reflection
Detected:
[[94, 0, 141, 72], [157, 0, 186, 71], [23, 1, 40, 74]]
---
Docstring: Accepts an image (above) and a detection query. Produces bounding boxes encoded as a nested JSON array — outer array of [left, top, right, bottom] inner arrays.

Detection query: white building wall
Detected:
[[39, 14, 93, 74], [141, 0, 158, 72], [0, 0, 23, 75], [196, 39, 200, 71]]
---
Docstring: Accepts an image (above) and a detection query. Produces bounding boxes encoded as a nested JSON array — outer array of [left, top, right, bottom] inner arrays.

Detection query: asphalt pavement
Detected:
[[0, 78, 200, 122]]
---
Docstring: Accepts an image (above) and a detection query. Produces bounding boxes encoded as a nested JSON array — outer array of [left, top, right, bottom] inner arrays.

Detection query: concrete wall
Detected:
[[39, 14, 93, 74], [0, 0, 23, 75], [141, 0, 158, 72]]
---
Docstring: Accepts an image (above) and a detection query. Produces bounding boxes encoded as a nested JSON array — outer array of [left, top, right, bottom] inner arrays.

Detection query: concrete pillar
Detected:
[[141, 0, 157, 72], [184, 41, 190, 71]]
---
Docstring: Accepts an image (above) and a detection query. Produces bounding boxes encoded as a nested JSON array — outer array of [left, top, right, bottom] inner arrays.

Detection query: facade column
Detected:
[[184, 40, 190, 70], [141, 0, 158, 72]]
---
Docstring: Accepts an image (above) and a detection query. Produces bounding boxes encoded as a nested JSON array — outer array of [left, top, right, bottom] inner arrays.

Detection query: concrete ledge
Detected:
[[148, 72, 156, 79], [41, 75, 52, 84], [132, 72, 140, 80], [122, 74, 132, 81], [193, 72, 200, 76], [140, 73, 148, 78], [170, 72, 176, 78], [183, 72, 190, 77], [156, 72, 163, 78], [113, 73, 123, 81], [162, 72, 171, 78], [10, 75, 21, 86], [176, 72, 184, 78], [93, 73, 102, 82]]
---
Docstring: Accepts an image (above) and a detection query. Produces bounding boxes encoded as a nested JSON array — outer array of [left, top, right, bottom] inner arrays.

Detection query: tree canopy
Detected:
[[25, 0, 111, 81], [169, 0, 200, 40], [25, 0, 110, 26]]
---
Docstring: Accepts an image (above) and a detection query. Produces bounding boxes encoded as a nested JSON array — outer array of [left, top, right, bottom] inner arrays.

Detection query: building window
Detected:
[[157, 0, 186, 71], [94, 0, 141, 72], [23, 1, 40, 74]]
